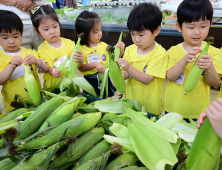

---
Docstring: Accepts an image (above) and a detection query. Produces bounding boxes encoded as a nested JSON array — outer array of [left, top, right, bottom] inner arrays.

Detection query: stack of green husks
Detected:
[[0, 92, 221, 170]]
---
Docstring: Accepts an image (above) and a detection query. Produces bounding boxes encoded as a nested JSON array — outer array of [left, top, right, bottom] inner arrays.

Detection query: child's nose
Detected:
[[194, 28, 200, 35]]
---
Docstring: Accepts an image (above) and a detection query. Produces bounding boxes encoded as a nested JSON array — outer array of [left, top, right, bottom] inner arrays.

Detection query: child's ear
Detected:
[[154, 26, 161, 36], [176, 23, 182, 32]]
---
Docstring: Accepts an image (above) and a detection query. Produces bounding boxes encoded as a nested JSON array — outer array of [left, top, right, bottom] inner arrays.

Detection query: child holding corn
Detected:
[[116, 3, 168, 118], [0, 10, 49, 113], [75, 11, 125, 97], [30, 5, 84, 93], [163, 0, 222, 121], [197, 98, 222, 140]]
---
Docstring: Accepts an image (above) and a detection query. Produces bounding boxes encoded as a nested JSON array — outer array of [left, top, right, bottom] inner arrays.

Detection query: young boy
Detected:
[[117, 3, 168, 118], [163, 0, 222, 120], [0, 10, 49, 113], [197, 98, 222, 140]]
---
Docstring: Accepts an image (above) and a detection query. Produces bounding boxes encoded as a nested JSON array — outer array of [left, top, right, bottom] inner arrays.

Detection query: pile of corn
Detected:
[[0, 92, 221, 170]]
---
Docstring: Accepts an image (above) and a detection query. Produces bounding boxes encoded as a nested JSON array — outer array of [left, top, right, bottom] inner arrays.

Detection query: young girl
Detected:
[[75, 11, 125, 98], [0, 10, 49, 113], [30, 5, 84, 93]]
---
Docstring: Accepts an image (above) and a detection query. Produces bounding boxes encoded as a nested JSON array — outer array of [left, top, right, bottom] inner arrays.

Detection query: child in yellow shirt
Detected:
[[75, 11, 125, 98], [116, 3, 168, 118], [30, 5, 84, 93], [0, 10, 49, 113], [163, 0, 222, 120]]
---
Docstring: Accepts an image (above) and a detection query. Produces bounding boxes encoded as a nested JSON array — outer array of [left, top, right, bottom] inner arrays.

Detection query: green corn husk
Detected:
[[107, 46, 126, 93], [38, 97, 80, 131], [184, 37, 213, 94], [0, 108, 28, 123], [18, 98, 64, 140], [186, 117, 222, 170], [114, 31, 127, 61], [0, 158, 17, 170], [124, 104, 178, 143], [0, 120, 18, 135], [120, 166, 139, 170], [109, 123, 129, 138], [105, 152, 138, 170], [80, 140, 111, 165], [22, 64, 41, 106], [50, 127, 104, 168], [128, 123, 178, 170], [19, 112, 101, 150], [0, 138, 5, 149]]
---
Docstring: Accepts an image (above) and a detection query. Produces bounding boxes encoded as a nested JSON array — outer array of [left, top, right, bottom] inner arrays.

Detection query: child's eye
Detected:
[[188, 27, 194, 29], [201, 26, 206, 28], [44, 29, 48, 31], [54, 26, 57, 28], [2, 37, 7, 39], [14, 36, 18, 38], [140, 35, 144, 37]]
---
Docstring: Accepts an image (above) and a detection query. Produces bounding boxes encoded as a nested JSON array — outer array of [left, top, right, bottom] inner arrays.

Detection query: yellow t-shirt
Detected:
[[80, 42, 109, 75], [164, 42, 222, 118], [38, 37, 75, 89], [123, 43, 168, 115], [0, 47, 40, 113]]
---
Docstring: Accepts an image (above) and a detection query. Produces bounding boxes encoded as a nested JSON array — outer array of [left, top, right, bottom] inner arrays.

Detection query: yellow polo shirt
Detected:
[[80, 42, 109, 75], [0, 48, 40, 113], [123, 43, 168, 115], [164, 42, 222, 118], [38, 37, 75, 89]]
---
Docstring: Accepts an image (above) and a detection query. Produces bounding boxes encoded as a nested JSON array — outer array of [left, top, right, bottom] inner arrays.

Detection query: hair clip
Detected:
[[31, 6, 40, 14]]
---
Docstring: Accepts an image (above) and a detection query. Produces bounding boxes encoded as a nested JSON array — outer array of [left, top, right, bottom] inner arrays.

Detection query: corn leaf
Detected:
[[60, 77, 72, 92], [109, 123, 129, 138]]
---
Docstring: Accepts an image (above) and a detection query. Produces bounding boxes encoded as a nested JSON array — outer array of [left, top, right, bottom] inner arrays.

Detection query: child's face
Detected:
[[0, 30, 22, 53], [130, 29, 158, 52], [89, 22, 102, 46], [37, 18, 61, 44], [176, 19, 211, 47]]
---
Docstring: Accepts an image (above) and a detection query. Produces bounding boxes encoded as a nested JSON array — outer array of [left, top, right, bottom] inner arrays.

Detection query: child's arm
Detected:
[[122, 70, 130, 80], [23, 54, 49, 73], [79, 63, 105, 74], [116, 58, 154, 84], [167, 47, 202, 81], [197, 98, 222, 140], [0, 56, 22, 85], [196, 55, 219, 86], [72, 50, 84, 69]]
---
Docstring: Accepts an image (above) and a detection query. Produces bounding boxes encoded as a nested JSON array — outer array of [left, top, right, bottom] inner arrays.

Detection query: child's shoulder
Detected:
[[21, 47, 38, 56], [60, 37, 75, 45], [98, 41, 108, 47], [154, 43, 166, 53], [167, 43, 183, 52], [126, 44, 137, 51]]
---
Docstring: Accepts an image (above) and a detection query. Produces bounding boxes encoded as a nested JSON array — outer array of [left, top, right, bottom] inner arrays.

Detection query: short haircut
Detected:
[[30, 5, 61, 33], [127, 3, 162, 33], [75, 11, 101, 46], [0, 10, 23, 34], [177, 0, 213, 28]]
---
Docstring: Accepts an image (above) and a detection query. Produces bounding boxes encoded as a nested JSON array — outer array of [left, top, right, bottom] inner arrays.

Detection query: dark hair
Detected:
[[127, 3, 162, 33], [177, 0, 213, 28], [75, 11, 101, 46], [30, 5, 61, 33], [0, 10, 23, 34]]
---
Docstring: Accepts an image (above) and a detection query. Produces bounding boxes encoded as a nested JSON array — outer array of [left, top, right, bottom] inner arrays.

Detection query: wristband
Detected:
[[36, 59, 43, 70]]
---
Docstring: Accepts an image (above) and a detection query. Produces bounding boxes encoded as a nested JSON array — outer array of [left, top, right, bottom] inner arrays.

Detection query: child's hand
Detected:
[[73, 51, 84, 63], [51, 67, 62, 78], [23, 54, 37, 66], [122, 70, 129, 79], [11, 56, 23, 68], [116, 58, 129, 71], [197, 112, 207, 129], [116, 41, 125, 58], [196, 55, 213, 70], [184, 47, 202, 63], [213, 81, 221, 89], [96, 63, 105, 74]]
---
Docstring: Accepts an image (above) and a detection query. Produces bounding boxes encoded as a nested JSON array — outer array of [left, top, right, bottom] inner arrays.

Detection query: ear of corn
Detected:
[[0, 158, 17, 170], [0, 108, 28, 123], [0, 120, 18, 135], [22, 64, 42, 106], [18, 98, 64, 140], [184, 39, 212, 94], [123, 104, 178, 143], [60, 77, 72, 93], [186, 117, 222, 170], [105, 152, 138, 170], [66, 35, 82, 79], [128, 123, 178, 170], [50, 127, 104, 168], [114, 31, 127, 61], [19, 112, 102, 150], [107, 48, 126, 93], [120, 166, 140, 170], [38, 97, 80, 131], [76, 140, 111, 167]]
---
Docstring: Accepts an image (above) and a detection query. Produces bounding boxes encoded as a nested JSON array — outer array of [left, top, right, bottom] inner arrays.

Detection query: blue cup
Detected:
[[81, 0, 92, 6]]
